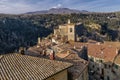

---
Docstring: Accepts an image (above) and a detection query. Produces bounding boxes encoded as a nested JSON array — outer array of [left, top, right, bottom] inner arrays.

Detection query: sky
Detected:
[[0, 0, 120, 14]]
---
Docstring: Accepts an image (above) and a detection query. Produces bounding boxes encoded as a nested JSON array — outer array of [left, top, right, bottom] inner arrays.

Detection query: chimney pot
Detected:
[[67, 51, 69, 54], [116, 48, 118, 55], [74, 46, 76, 49], [49, 50, 55, 60]]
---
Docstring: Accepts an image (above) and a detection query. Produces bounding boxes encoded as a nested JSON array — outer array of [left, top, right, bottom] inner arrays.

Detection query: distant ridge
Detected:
[[25, 8, 89, 14]]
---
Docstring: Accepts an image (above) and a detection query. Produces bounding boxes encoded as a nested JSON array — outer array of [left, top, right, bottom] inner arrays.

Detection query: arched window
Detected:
[[70, 28, 72, 32]]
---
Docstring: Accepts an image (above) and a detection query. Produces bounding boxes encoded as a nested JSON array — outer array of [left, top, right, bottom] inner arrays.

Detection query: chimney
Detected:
[[42, 50, 46, 56], [19, 47, 25, 55], [55, 34, 58, 38], [67, 51, 70, 54], [101, 51, 103, 54], [74, 45, 76, 49], [116, 48, 118, 55], [97, 42, 100, 45], [49, 50, 55, 60], [68, 19, 70, 24], [38, 37, 41, 44]]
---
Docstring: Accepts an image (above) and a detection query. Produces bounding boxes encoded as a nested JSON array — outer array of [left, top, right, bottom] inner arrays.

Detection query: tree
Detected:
[[100, 23, 108, 35]]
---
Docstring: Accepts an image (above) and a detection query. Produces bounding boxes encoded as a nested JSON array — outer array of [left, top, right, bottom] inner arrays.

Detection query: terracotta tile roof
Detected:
[[26, 46, 47, 57], [56, 52, 88, 80], [56, 51, 70, 58], [104, 41, 120, 48], [114, 54, 120, 65], [88, 44, 118, 62], [55, 42, 85, 52], [57, 44, 73, 50], [1, 54, 72, 80]]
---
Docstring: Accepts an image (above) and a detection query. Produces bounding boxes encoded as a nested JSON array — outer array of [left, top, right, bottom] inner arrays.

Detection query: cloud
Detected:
[[63, 0, 120, 12], [0, 0, 120, 14], [0, 0, 36, 14], [52, 4, 62, 8]]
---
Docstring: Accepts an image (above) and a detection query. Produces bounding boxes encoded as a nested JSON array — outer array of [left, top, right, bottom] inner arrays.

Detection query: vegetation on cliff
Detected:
[[0, 12, 120, 54]]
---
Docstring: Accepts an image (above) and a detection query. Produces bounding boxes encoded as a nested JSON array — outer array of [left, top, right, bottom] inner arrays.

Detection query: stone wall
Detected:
[[47, 69, 68, 80], [67, 25, 76, 41]]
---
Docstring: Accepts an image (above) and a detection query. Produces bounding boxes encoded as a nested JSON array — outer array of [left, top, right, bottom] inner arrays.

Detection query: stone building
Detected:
[[56, 50, 89, 80], [25, 42, 89, 80], [87, 43, 120, 80], [1, 54, 72, 80], [54, 19, 83, 42], [52, 43, 89, 80]]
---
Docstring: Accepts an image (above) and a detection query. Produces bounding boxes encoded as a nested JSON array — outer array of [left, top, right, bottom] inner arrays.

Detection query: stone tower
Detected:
[[67, 19, 76, 41]]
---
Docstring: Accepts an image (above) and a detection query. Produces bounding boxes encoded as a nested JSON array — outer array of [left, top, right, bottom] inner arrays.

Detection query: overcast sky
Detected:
[[0, 0, 120, 14]]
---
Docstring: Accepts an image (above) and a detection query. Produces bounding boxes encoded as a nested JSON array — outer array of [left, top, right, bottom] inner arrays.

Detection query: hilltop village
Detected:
[[1, 20, 120, 80]]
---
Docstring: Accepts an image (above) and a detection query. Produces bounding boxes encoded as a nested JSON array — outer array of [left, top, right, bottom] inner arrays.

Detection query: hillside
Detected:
[[25, 8, 89, 14], [0, 11, 120, 54]]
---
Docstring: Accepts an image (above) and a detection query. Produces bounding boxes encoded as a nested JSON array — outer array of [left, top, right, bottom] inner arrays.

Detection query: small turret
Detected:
[[38, 37, 41, 44], [68, 19, 70, 24]]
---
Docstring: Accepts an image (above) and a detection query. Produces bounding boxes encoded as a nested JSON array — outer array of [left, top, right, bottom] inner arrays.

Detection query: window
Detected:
[[70, 28, 72, 32], [104, 64, 107, 68], [93, 65, 95, 68], [112, 68, 116, 74], [114, 64, 118, 69], [109, 65, 111, 68], [100, 60, 103, 63], [101, 68, 104, 75], [107, 76, 110, 80], [90, 57, 94, 62], [97, 68, 100, 71]]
